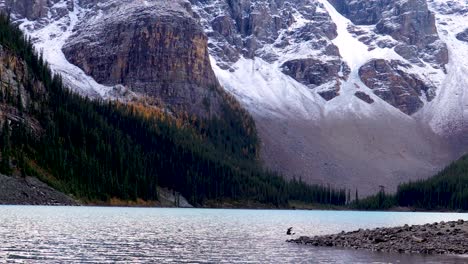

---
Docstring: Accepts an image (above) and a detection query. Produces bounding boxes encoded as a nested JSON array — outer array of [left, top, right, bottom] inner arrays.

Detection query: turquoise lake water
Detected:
[[0, 206, 467, 263]]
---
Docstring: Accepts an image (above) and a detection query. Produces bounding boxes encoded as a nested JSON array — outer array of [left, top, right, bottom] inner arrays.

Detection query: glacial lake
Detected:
[[0, 206, 467, 263]]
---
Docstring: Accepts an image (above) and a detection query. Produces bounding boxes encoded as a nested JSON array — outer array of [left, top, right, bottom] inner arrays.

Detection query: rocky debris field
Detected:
[[0, 174, 78, 206], [288, 220, 468, 255]]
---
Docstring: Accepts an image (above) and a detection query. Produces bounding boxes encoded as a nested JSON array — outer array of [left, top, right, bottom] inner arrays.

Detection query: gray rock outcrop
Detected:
[[354, 91, 374, 104], [281, 58, 349, 89], [0, 174, 77, 205], [456, 28, 468, 42], [359, 59, 435, 114], [2, 0, 51, 20]]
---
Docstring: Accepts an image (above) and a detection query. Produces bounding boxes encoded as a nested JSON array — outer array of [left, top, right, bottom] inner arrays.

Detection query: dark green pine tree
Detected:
[[0, 120, 12, 175]]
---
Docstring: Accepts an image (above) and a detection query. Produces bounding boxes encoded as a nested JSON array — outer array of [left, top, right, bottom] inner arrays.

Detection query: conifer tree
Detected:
[[0, 120, 12, 175]]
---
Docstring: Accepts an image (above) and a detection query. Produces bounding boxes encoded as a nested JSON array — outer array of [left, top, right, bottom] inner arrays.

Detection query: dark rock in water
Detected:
[[354, 92, 374, 104], [287, 220, 468, 255], [359, 59, 436, 115], [456, 29, 468, 42]]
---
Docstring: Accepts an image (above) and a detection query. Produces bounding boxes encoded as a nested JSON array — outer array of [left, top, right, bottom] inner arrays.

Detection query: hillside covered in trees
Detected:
[[352, 155, 468, 211], [0, 14, 348, 207]]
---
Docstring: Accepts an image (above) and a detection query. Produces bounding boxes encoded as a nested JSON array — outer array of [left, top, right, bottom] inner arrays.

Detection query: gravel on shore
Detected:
[[288, 220, 468, 255], [0, 174, 78, 206]]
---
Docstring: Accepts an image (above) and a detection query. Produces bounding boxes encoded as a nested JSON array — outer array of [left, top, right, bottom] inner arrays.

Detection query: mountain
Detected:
[[2, 0, 467, 195]]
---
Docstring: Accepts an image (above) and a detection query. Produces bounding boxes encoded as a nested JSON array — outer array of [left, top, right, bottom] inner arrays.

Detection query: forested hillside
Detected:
[[0, 14, 347, 207], [396, 155, 468, 210], [353, 155, 468, 211]]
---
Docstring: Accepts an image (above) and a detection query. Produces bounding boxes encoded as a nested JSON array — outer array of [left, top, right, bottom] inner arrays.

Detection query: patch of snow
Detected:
[[318, 0, 369, 70], [17, 0, 114, 98], [422, 0, 468, 135], [211, 56, 324, 120]]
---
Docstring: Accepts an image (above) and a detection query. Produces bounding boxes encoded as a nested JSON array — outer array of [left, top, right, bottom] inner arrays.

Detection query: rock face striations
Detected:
[[359, 59, 435, 115], [63, 0, 224, 117], [0, 44, 44, 134]]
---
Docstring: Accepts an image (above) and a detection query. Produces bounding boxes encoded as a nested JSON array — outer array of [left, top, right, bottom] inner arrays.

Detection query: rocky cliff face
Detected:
[[62, 0, 223, 117], [0, 44, 44, 134], [329, 0, 448, 69], [2, 0, 50, 20], [359, 59, 435, 114]]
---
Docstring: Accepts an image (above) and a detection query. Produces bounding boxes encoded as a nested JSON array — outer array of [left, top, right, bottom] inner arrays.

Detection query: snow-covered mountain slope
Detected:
[[193, 0, 468, 194], [9, 0, 118, 98], [422, 0, 468, 137], [2, 0, 467, 194]]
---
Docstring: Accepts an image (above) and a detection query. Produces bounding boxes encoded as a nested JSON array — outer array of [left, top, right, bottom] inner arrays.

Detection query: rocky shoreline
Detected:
[[288, 220, 468, 255], [0, 174, 78, 206]]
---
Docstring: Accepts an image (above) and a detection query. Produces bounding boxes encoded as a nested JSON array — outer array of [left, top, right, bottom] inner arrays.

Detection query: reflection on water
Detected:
[[0, 206, 467, 263]]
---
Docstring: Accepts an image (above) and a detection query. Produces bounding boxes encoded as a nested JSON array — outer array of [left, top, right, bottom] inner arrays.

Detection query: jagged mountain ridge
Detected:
[[2, 0, 467, 195]]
